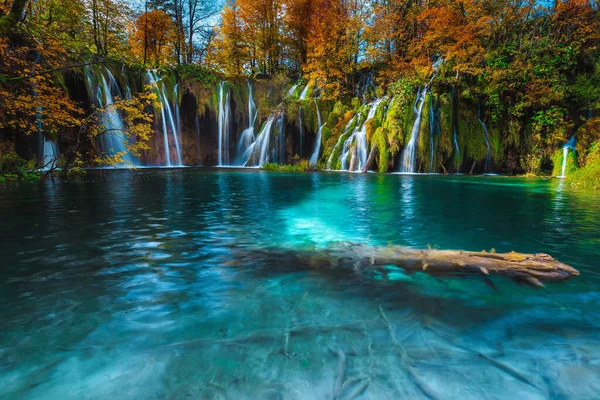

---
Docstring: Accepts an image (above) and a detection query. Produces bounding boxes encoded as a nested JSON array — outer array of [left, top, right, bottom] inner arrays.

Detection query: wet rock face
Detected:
[[41, 66, 587, 173]]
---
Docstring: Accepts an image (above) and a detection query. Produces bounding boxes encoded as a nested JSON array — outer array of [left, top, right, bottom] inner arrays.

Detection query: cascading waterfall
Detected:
[[174, 84, 181, 138], [338, 100, 383, 171], [477, 100, 492, 173], [218, 82, 231, 166], [241, 115, 276, 167], [145, 71, 182, 166], [559, 135, 576, 178], [235, 82, 287, 167], [300, 84, 310, 101], [121, 68, 133, 100], [276, 113, 285, 163], [42, 140, 58, 170], [85, 66, 137, 166], [235, 81, 258, 165], [327, 115, 358, 170], [33, 84, 58, 170], [453, 124, 460, 166], [400, 87, 428, 173], [400, 59, 442, 173], [288, 84, 299, 97], [160, 82, 183, 164], [309, 99, 324, 166]]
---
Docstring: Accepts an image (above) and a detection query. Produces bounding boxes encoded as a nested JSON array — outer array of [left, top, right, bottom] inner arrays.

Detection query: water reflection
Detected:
[[0, 170, 599, 399]]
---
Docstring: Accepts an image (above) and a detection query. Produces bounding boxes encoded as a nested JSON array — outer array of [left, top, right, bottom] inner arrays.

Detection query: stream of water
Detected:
[[1, 170, 599, 399]]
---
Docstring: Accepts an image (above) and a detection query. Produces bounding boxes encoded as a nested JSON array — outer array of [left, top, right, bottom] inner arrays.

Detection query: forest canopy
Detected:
[[0, 0, 599, 184]]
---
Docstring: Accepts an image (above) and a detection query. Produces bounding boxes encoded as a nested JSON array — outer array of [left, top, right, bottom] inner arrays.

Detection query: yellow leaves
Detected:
[[0, 35, 83, 137], [84, 90, 156, 166], [129, 10, 176, 67]]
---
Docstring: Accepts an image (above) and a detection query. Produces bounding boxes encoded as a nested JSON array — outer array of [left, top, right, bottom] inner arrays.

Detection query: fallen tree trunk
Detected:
[[246, 243, 579, 286], [362, 143, 378, 173]]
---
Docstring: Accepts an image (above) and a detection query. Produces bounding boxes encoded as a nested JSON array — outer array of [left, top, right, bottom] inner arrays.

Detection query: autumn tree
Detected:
[[304, 0, 364, 98], [0, 38, 83, 143], [149, 0, 218, 64], [414, 0, 489, 76], [365, 0, 419, 69], [283, 0, 312, 72], [184, 0, 219, 63], [208, 1, 249, 76], [130, 9, 176, 66], [210, 0, 286, 76]]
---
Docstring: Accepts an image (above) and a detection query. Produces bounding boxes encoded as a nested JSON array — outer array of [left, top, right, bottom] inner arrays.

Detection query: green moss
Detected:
[[382, 95, 412, 149], [321, 125, 333, 148], [261, 160, 310, 172], [372, 127, 390, 172], [457, 103, 488, 166], [416, 94, 432, 173], [327, 129, 353, 170], [0, 152, 41, 180], [551, 148, 578, 177], [437, 93, 454, 170], [567, 142, 600, 188]]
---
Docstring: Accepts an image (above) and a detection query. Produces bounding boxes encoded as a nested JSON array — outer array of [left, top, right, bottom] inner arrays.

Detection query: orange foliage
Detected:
[[0, 38, 82, 139], [304, 0, 362, 99], [130, 10, 176, 67], [415, 0, 489, 76]]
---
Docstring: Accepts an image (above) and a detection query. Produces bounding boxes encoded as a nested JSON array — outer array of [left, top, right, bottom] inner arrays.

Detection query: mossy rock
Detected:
[[552, 147, 578, 177]]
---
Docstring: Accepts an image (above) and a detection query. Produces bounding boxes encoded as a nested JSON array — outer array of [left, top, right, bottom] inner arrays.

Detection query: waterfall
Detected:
[[218, 82, 231, 166], [174, 84, 181, 139], [161, 83, 183, 164], [453, 124, 460, 166], [558, 135, 576, 178], [85, 67, 137, 166], [121, 69, 133, 100], [298, 106, 304, 158], [400, 87, 428, 173], [399, 59, 442, 173], [338, 100, 382, 171], [33, 83, 59, 170], [309, 99, 324, 166], [145, 71, 182, 166], [477, 100, 492, 173], [235, 83, 286, 167], [276, 113, 285, 163], [288, 84, 299, 97], [429, 94, 435, 173], [241, 115, 276, 166], [235, 81, 257, 165], [327, 115, 358, 170], [300, 84, 310, 101], [37, 111, 59, 171]]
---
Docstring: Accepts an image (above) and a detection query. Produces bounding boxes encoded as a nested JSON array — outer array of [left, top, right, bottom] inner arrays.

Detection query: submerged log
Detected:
[[271, 243, 580, 286]]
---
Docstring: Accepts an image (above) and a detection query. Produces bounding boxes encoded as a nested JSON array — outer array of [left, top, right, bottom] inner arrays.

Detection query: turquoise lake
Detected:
[[1, 169, 599, 399]]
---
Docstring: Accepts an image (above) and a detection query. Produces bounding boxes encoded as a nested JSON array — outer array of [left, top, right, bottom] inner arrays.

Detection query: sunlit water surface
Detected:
[[1, 169, 599, 399]]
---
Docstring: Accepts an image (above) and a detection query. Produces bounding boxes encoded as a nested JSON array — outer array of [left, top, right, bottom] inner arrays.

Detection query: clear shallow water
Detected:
[[1, 169, 599, 399]]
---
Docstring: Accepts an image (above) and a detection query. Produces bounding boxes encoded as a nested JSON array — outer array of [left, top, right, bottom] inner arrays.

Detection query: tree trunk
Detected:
[[349, 147, 357, 171], [0, 0, 27, 34], [246, 243, 580, 287], [362, 143, 378, 173], [469, 160, 477, 174]]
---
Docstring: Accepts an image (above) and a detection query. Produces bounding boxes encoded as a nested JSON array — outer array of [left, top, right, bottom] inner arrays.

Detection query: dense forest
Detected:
[[1, 0, 599, 186]]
